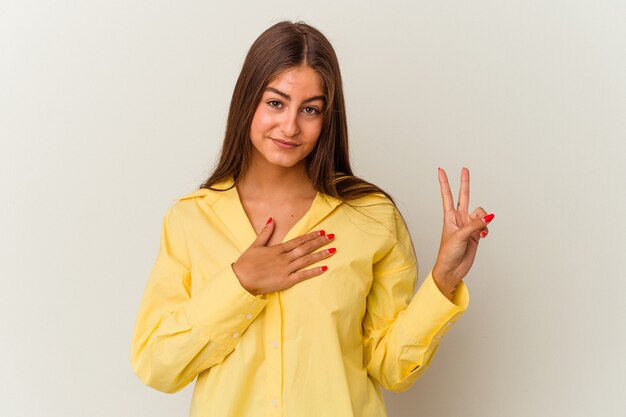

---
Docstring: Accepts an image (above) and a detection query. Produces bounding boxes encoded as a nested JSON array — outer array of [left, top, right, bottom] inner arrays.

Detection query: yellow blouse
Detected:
[[130, 178, 469, 417]]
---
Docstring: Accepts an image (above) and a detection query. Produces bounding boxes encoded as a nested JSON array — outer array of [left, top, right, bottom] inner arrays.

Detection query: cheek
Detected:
[[250, 108, 274, 134], [305, 120, 324, 143]]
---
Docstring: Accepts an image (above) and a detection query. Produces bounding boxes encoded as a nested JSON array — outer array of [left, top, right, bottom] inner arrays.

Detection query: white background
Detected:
[[1, 1, 625, 416]]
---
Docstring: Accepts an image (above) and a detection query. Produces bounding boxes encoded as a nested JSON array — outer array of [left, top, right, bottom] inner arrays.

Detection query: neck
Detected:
[[237, 159, 316, 200]]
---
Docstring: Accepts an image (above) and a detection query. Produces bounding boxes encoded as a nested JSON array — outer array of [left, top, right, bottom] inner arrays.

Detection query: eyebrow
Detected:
[[264, 87, 326, 104]]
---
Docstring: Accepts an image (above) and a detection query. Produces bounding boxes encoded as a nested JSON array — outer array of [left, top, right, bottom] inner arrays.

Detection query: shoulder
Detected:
[[176, 188, 211, 201], [330, 174, 400, 223], [336, 191, 414, 261], [168, 189, 215, 218], [343, 193, 396, 216], [165, 178, 235, 223], [337, 192, 405, 237], [173, 178, 235, 205]]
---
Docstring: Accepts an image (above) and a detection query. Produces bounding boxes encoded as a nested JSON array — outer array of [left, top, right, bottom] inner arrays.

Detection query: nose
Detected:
[[280, 109, 300, 137]]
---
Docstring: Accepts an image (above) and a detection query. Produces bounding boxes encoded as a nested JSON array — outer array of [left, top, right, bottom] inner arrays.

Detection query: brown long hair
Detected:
[[199, 20, 394, 204]]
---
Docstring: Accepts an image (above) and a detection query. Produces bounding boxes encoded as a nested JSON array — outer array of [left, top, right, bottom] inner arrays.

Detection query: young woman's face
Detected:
[[249, 65, 325, 170]]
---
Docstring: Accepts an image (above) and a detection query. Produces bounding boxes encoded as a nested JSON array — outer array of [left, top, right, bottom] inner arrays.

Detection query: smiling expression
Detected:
[[248, 65, 326, 170]]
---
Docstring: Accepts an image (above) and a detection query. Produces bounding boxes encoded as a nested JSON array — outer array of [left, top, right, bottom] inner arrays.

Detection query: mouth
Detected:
[[270, 138, 300, 150]]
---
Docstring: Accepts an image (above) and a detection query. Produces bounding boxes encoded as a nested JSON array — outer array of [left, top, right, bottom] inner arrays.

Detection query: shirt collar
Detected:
[[205, 177, 343, 250]]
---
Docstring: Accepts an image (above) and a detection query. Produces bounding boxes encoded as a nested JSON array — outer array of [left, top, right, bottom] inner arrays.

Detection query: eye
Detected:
[[302, 106, 320, 115], [267, 100, 283, 109]]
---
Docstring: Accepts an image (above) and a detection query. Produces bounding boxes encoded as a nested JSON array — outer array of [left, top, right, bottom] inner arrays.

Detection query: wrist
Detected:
[[431, 268, 458, 301], [231, 262, 257, 296]]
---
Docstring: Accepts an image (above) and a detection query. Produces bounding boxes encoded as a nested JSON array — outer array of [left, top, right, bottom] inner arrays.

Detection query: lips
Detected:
[[270, 138, 300, 150]]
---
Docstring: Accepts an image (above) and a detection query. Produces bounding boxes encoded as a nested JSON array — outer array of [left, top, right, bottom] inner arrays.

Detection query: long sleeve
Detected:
[[363, 208, 469, 393], [130, 204, 267, 393]]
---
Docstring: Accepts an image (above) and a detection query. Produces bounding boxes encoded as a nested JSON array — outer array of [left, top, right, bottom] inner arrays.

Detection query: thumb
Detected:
[[251, 217, 275, 247], [460, 211, 494, 240]]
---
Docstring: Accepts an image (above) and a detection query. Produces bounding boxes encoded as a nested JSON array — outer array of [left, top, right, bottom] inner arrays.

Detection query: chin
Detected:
[[266, 157, 306, 169], [250, 143, 313, 170]]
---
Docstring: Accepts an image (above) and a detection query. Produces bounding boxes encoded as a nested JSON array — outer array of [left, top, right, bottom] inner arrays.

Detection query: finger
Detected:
[[438, 167, 455, 214], [479, 226, 489, 239], [470, 206, 488, 220], [286, 265, 328, 288], [464, 234, 480, 262], [286, 233, 334, 260], [457, 167, 470, 212], [280, 229, 328, 252], [289, 247, 336, 272], [459, 211, 495, 240], [251, 217, 275, 247]]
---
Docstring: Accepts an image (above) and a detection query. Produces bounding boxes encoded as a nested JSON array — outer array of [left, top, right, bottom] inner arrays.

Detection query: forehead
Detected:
[[266, 66, 323, 94]]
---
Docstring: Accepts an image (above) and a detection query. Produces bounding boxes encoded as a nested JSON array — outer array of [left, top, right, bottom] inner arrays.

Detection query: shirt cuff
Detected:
[[399, 271, 469, 345], [183, 264, 267, 347]]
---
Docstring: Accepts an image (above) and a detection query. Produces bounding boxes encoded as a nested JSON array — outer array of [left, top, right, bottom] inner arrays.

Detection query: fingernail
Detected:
[[321, 266, 328, 271], [266, 217, 273, 225], [326, 233, 335, 240], [480, 231, 487, 238], [327, 247, 336, 254], [482, 213, 495, 223], [318, 230, 325, 236]]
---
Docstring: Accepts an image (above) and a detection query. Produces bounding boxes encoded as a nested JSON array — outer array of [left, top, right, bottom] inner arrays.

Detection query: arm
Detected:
[[130, 205, 267, 393], [363, 210, 469, 393], [364, 167, 493, 392]]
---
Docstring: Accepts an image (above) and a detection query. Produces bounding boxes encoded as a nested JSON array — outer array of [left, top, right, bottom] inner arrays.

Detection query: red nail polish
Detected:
[[266, 217, 273, 225], [480, 231, 487, 238], [482, 213, 495, 223], [328, 247, 336, 254], [318, 230, 325, 236], [327, 233, 335, 240], [321, 266, 328, 271]]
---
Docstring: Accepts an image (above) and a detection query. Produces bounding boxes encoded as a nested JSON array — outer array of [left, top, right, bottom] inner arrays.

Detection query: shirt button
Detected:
[[232, 332, 240, 339], [271, 340, 278, 348], [246, 313, 253, 320], [271, 399, 278, 407]]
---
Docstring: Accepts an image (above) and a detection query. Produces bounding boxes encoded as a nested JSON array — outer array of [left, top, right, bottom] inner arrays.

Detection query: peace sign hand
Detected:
[[432, 167, 494, 301]]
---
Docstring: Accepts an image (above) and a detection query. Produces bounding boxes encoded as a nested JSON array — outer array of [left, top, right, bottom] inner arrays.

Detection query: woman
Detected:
[[131, 20, 494, 417]]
